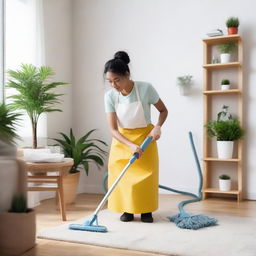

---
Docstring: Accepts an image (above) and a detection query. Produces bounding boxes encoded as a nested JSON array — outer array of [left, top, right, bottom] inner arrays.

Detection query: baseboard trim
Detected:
[[78, 184, 103, 194], [244, 192, 256, 200]]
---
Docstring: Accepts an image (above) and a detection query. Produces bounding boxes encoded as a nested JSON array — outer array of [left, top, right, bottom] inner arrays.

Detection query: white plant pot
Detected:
[[179, 86, 191, 96], [221, 84, 230, 90], [217, 141, 234, 159], [220, 53, 231, 63], [219, 179, 231, 191]]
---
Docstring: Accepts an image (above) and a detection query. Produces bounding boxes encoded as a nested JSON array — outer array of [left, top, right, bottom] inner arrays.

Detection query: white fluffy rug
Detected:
[[38, 207, 256, 256]]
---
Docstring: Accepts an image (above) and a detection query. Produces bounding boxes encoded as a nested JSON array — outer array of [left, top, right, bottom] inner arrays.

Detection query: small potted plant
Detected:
[[0, 194, 36, 255], [217, 105, 233, 122], [176, 74, 193, 96], [6, 64, 67, 149], [219, 174, 231, 191], [205, 118, 245, 159], [221, 79, 231, 90], [226, 17, 239, 35], [217, 43, 236, 63], [52, 129, 107, 204]]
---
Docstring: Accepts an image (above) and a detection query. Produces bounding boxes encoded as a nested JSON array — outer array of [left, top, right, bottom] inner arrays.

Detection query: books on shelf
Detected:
[[206, 29, 223, 37]]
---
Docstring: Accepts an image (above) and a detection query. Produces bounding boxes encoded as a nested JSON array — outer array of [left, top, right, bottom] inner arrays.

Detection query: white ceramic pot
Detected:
[[220, 53, 231, 63], [179, 86, 191, 96], [221, 84, 230, 90], [217, 141, 234, 159], [219, 179, 231, 191]]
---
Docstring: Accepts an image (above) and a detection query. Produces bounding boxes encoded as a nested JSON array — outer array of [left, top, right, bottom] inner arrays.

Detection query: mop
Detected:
[[159, 132, 217, 230], [102, 132, 217, 230], [69, 136, 153, 232]]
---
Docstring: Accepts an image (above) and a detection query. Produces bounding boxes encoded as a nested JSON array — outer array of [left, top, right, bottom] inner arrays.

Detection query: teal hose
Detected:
[[159, 131, 203, 214]]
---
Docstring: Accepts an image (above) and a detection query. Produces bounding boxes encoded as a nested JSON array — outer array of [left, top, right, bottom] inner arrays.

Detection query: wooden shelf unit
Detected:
[[203, 89, 241, 95], [203, 188, 239, 195], [202, 35, 243, 202], [203, 157, 241, 162], [203, 62, 241, 69]]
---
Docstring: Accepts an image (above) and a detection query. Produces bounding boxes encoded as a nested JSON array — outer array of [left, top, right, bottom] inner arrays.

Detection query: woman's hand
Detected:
[[129, 144, 143, 159], [148, 125, 161, 141]]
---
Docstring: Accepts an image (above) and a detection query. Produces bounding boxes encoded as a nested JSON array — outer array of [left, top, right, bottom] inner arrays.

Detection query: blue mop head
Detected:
[[168, 212, 218, 230], [69, 214, 108, 232]]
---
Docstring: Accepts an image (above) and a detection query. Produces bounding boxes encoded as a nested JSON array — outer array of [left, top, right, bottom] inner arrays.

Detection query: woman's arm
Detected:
[[154, 98, 168, 127], [149, 98, 168, 140], [106, 112, 143, 158]]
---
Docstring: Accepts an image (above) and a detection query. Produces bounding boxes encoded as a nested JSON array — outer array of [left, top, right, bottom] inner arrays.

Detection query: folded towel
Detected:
[[23, 148, 51, 154], [24, 151, 65, 163]]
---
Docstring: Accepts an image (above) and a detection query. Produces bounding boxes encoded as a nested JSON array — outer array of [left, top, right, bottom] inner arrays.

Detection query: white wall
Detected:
[[70, 0, 256, 200], [44, 0, 72, 141], [40, 0, 72, 200]]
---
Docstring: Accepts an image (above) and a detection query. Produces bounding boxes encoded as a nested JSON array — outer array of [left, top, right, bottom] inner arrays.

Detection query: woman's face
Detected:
[[105, 71, 129, 92]]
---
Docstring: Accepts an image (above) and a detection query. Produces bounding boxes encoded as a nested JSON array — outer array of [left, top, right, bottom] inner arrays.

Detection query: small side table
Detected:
[[24, 158, 73, 221]]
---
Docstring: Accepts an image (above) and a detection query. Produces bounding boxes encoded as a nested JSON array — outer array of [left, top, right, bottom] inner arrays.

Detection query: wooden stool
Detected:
[[24, 158, 73, 221]]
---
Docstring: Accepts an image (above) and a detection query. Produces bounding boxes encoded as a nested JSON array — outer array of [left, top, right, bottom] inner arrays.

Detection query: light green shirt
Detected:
[[104, 81, 160, 125]]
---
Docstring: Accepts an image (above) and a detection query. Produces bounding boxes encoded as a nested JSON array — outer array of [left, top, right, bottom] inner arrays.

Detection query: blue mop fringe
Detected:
[[159, 132, 218, 230], [168, 213, 217, 230]]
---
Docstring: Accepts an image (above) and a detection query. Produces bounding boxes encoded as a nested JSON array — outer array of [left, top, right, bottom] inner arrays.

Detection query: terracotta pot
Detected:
[[228, 27, 238, 35], [61, 171, 80, 204], [0, 210, 36, 256]]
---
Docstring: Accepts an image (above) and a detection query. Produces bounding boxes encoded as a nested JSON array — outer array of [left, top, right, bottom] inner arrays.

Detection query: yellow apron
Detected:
[[108, 124, 159, 214]]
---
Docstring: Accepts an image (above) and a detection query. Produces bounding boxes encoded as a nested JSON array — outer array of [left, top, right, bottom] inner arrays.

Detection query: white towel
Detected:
[[23, 149, 65, 163]]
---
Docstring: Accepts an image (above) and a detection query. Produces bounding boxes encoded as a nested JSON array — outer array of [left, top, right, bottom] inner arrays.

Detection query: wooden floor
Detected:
[[22, 193, 256, 256]]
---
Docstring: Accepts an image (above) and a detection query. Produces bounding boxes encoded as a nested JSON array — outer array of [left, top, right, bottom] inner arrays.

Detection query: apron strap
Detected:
[[134, 83, 141, 102]]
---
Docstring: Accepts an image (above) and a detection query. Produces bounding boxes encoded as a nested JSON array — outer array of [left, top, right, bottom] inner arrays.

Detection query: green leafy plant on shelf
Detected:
[[205, 119, 245, 141], [6, 64, 68, 148], [221, 79, 230, 85], [226, 17, 239, 28], [217, 105, 233, 121], [52, 129, 107, 174], [217, 43, 236, 54], [219, 174, 231, 180], [0, 103, 20, 144]]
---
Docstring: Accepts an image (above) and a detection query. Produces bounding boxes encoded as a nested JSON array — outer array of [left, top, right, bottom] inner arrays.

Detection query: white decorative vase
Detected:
[[221, 84, 230, 90], [220, 53, 231, 63], [219, 179, 231, 191], [179, 86, 191, 96], [217, 141, 234, 159]]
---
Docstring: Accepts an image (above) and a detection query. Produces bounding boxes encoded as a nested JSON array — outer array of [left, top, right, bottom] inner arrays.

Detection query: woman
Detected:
[[104, 51, 168, 223]]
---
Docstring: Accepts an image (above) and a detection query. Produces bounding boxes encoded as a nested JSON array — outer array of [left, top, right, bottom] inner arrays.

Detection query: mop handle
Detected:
[[93, 136, 153, 216], [130, 136, 153, 163]]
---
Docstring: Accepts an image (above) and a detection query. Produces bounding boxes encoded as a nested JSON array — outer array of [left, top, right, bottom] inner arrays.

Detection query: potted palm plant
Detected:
[[52, 129, 107, 204], [219, 174, 231, 191], [221, 79, 230, 90], [217, 43, 236, 63], [6, 64, 67, 149], [0, 194, 36, 255], [205, 119, 245, 159], [226, 17, 239, 35]]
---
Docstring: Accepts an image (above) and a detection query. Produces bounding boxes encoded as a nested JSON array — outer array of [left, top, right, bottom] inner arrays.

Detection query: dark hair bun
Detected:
[[114, 51, 130, 65]]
